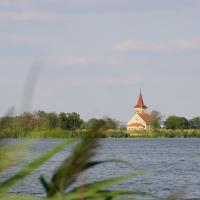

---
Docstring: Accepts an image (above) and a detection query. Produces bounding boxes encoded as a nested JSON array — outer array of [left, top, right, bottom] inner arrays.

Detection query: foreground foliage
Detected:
[[0, 132, 150, 200], [0, 143, 26, 172]]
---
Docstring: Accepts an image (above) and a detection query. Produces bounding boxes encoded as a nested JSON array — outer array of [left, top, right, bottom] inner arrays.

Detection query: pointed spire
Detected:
[[134, 91, 147, 109]]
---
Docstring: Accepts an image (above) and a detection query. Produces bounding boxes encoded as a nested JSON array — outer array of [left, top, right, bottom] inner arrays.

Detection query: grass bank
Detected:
[[1, 128, 200, 138], [28, 129, 129, 138], [128, 129, 200, 138]]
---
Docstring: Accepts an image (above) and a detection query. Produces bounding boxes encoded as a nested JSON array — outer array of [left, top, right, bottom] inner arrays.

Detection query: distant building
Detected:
[[127, 92, 151, 131]]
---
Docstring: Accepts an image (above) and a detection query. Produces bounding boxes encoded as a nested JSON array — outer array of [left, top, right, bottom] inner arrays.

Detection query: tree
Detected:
[[66, 112, 83, 130], [47, 113, 58, 129], [86, 117, 118, 130], [35, 110, 48, 130], [87, 118, 106, 130], [20, 112, 36, 131], [150, 110, 161, 129], [58, 112, 67, 130], [165, 116, 189, 130], [104, 117, 118, 129], [189, 117, 200, 129], [0, 116, 13, 130], [86, 118, 99, 129]]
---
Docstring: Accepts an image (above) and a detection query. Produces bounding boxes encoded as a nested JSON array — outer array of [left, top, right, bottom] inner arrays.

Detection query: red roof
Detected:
[[138, 113, 151, 125], [134, 93, 147, 109], [128, 123, 144, 127]]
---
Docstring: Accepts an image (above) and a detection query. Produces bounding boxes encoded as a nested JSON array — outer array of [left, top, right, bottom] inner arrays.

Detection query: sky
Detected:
[[0, 0, 200, 122]]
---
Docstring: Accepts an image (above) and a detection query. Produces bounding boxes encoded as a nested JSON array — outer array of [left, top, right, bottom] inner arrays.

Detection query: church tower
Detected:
[[134, 92, 147, 114], [127, 91, 151, 131]]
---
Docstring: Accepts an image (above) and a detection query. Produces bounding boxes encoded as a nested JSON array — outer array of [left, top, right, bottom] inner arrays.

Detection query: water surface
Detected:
[[1, 138, 200, 199]]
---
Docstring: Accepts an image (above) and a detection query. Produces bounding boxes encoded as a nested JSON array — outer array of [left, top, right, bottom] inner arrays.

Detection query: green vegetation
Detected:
[[28, 129, 129, 138], [0, 139, 75, 194], [0, 111, 199, 199], [86, 117, 118, 130], [0, 111, 119, 138], [1, 111, 200, 138], [150, 110, 162, 129], [128, 129, 200, 138], [188, 117, 200, 129], [164, 115, 200, 130], [165, 116, 189, 129], [0, 143, 26, 172], [5, 128, 200, 138], [0, 132, 150, 200]]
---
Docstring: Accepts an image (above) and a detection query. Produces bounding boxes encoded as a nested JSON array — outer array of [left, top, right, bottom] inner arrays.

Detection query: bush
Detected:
[[165, 116, 189, 129]]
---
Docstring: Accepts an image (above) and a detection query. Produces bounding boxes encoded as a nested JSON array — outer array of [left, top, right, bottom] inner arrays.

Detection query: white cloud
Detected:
[[46, 55, 130, 67], [46, 55, 175, 69], [46, 56, 97, 66], [113, 38, 200, 53]]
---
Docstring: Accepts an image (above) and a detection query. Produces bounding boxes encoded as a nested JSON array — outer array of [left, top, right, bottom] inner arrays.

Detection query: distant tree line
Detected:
[[1, 109, 199, 136], [164, 116, 200, 130], [150, 111, 200, 130], [85, 118, 119, 130], [0, 111, 119, 135]]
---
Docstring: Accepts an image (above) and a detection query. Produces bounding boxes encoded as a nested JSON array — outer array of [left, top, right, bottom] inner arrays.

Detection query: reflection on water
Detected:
[[1, 138, 200, 199]]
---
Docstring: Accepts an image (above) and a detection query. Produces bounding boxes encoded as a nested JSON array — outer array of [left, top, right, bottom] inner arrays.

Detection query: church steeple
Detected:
[[134, 91, 147, 113], [127, 90, 151, 131]]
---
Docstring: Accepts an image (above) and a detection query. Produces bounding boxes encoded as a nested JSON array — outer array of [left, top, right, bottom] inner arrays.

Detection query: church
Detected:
[[127, 92, 151, 131]]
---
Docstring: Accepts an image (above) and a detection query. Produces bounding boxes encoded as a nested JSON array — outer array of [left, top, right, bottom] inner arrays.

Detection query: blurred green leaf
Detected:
[[0, 139, 75, 194], [0, 194, 41, 200], [0, 143, 26, 172], [63, 171, 147, 200], [44, 136, 99, 197], [67, 170, 144, 196]]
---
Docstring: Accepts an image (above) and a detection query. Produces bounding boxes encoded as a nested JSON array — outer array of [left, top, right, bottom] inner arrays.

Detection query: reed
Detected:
[[0, 131, 150, 200]]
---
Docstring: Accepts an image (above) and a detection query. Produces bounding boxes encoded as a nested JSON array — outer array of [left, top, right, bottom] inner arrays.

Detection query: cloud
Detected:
[[113, 38, 200, 53], [47, 55, 163, 68], [0, 11, 68, 22], [46, 55, 98, 66], [0, 0, 199, 14], [46, 55, 130, 67]]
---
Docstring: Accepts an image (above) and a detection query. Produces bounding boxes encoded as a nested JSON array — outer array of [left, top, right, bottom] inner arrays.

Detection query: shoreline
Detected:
[[1, 128, 200, 138]]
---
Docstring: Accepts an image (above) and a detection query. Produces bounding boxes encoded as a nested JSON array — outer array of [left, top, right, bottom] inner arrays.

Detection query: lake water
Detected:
[[1, 138, 200, 199]]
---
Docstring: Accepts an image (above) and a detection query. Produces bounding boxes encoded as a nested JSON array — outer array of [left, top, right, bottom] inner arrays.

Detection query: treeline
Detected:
[[0, 111, 119, 137], [164, 116, 200, 129], [149, 111, 200, 130]]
